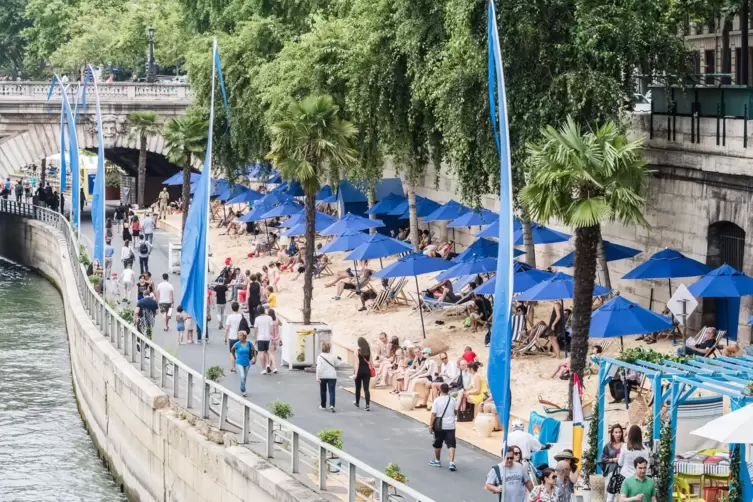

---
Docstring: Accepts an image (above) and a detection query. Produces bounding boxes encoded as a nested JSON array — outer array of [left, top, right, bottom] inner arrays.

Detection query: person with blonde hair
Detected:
[[316, 341, 338, 412]]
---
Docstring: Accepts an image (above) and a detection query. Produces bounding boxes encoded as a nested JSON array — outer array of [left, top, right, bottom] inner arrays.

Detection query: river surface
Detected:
[[0, 260, 126, 501]]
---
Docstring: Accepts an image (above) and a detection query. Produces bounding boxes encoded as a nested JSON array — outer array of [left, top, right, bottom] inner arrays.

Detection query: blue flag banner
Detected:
[[486, 0, 516, 456], [88, 65, 106, 265], [181, 39, 227, 335], [46, 75, 57, 116], [62, 90, 80, 230], [59, 103, 67, 195]]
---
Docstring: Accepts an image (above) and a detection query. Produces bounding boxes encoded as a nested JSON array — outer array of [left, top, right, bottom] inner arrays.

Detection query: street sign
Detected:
[[667, 284, 698, 325]]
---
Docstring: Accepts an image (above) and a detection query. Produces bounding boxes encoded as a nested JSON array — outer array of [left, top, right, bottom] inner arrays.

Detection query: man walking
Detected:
[[158, 188, 169, 220], [224, 302, 243, 372], [484, 448, 533, 502], [14, 180, 23, 203], [619, 457, 656, 502], [156, 273, 175, 331], [142, 212, 155, 244], [253, 305, 273, 374], [104, 239, 114, 278], [429, 383, 458, 472], [213, 277, 229, 329], [137, 235, 152, 274], [134, 292, 158, 339]]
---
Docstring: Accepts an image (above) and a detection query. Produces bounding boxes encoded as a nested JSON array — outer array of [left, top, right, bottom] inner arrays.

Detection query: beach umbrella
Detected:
[[210, 179, 229, 197], [320, 194, 338, 204], [552, 240, 641, 268], [516, 272, 611, 301], [217, 184, 247, 202], [622, 248, 712, 280], [316, 185, 333, 201], [373, 253, 453, 338], [589, 296, 674, 348], [690, 404, 753, 444], [280, 210, 331, 228], [320, 212, 385, 236], [163, 172, 199, 185], [453, 237, 524, 263], [260, 200, 303, 219], [397, 197, 442, 219], [238, 201, 275, 222], [284, 180, 306, 197], [317, 230, 370, 254], [435, 256, 498, 282], [226, 187, 264, 205], [282, 213, 337, 236], [511, 223, 570, 244], [260, 191, 296, 206], [423, 200, 471, 223], [688, 264, 753, 298], [474, 268, 555, 295], [345, 233, 412, 262], [447, 209, 498, 228], [366, 193, 407, 215], [267, 173, 282, 184], [386, 195, 436, 216]]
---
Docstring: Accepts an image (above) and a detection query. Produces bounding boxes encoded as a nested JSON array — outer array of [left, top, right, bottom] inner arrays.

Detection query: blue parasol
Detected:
[[435, 256, 498, 282], [475, 268, 556, 295], [317, 231, 370, 254], [163, 172, 199, 185], [366, 193, 407, 215], [260, 200, 303, 219], [453, 237, 524, 262], [589, 296, 674, 348], [516, 272, 611, 301], [447, 209, 498, 228], [552, 240, 640, 267], [345, 233, 413, 261], [320, 212, 385, 236], [423, 200, 471, 223]]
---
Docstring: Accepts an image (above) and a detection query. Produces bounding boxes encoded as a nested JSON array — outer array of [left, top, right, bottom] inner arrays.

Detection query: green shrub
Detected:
[[120, 308, 135, 324], [88, 274, 101, 286], [318, 428, 343, 450], [79, 244, 91, 268], [206, 365, 225, 383], [618, 347, 689, 365], [267, 400, 293, 420], [385, 463, 408, 484]]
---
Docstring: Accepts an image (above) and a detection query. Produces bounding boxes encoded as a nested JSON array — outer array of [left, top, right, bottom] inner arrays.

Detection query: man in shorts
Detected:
[[253, 305, 273, 374], [224, 302, 244, 373], [134, 293, 159, 340], [156, 273, 175, 331], [429, 383, 458, 471]]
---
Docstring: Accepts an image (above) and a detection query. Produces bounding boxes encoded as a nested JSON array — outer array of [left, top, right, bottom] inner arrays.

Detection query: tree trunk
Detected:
[[40, 158, 47, 188], [367, 184, 377, 233], [137, 134, 147, 208], [407, 184, 419, 251], [722, 17, 732, 84], [742, 1, 749, 85], [181, 156, 191, 235], [302, 192, 316, 324], [596, 227, 612, 290], [569, 224, 600, 414], [521, 214, 536, 268]]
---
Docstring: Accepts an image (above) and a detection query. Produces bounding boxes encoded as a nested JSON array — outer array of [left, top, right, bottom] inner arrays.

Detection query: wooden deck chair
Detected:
[[367, 289, 390, 312], [390, 278, 410, 306], [515, 323, 548, 355], [596, 339, 613, 353], [700, 330, 727, 358]]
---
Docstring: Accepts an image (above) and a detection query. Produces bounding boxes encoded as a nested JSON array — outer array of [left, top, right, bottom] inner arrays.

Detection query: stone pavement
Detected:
[[81, 217, 501, 501]]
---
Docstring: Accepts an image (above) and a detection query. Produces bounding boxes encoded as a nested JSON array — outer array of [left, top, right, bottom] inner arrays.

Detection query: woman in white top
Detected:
[[617, 425, 649, 478], [120, 240, 135, 269], [405, 347, 438, 394], [316, 341, 338, 413]]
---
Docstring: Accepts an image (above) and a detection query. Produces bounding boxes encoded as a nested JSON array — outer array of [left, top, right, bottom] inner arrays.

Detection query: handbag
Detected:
[[432, 397, 452, 432], [457, 403, 475, 422], [606, 472, 624, 494], [369, 362, 376, 378]]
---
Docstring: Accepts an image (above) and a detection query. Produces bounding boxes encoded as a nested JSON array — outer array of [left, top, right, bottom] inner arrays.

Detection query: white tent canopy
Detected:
[[691, 404, 753, 444]]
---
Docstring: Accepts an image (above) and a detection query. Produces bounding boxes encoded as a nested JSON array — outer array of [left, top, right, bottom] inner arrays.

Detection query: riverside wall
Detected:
[[0, 213, 324, 502]]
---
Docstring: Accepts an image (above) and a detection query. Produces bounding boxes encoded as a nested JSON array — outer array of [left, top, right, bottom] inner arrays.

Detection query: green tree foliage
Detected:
[[163, 112, 208, 233], [128, 111, 160, 207], [267, 95, 357, 324], [0, 0, 30, 78], [522, 118, 649, 406]]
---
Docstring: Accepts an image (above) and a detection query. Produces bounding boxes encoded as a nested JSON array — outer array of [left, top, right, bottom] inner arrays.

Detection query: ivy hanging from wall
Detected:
[[728, 444, 742, 502], [654, 419, 672, 502], [582, 400, 600, 488]]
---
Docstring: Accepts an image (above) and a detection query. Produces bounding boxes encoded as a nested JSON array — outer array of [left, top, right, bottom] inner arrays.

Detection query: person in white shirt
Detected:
[[316, 341, 339, 412], [427, 352, 460, 405], [618, 425, 649, 478], [224, 302, 244, 374], [429, 383, 458, 471], [253, 305, 273, 374], [120, 267, 135, 303], [155, 273, 175, 331], [121, 240, 135, 269], [507, 419, 550, 461]]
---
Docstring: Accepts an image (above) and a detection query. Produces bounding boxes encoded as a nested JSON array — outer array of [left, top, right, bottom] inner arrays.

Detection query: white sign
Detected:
[[667, 284, 698, 325]]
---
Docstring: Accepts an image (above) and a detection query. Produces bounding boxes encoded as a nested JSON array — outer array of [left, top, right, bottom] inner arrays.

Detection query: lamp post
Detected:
[[147, 27, 156, 83]]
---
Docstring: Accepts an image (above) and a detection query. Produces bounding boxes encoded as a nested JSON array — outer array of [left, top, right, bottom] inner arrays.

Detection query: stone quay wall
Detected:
[[0, 213, 322, 502]]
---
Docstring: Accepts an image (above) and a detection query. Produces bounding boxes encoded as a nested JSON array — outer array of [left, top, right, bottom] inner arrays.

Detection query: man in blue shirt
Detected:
[[104, 239, 114, 278]]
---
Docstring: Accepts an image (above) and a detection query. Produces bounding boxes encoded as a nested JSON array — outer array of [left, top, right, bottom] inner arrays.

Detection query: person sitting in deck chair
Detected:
[[681, 327, 720, 356], [324, 261, 369, 288], [332, 269, 373, 301]]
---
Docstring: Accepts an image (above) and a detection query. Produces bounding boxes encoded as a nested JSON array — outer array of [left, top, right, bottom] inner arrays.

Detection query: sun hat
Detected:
[[554, 449, 579, 462]]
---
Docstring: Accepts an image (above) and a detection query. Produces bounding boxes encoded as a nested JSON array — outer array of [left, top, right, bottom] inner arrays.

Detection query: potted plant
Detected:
[[120, 308, 135, 324], [88, 274, 102, 293], [267, 400, 293, 445], [384, 463, 408, 498], [105, 168, 121, 200], [79, 244, 91, 269], [582, 401, 603, 502], [205, 365, 225, 405], [318, 428, 342, 473]]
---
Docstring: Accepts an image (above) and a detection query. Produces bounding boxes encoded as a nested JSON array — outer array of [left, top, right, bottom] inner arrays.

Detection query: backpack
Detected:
[[238, 315, 251, 334], [139, 242, 149, 254]]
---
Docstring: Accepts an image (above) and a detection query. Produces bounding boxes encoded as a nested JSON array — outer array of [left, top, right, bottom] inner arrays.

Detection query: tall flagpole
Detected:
[[88, 65, 107, 301], [201, 38, 218, 418], [72, 83, 82, 242]]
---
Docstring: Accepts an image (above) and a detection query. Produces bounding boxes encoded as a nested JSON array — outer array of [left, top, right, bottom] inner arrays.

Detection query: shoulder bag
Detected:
[[432, 397, 452, 432]]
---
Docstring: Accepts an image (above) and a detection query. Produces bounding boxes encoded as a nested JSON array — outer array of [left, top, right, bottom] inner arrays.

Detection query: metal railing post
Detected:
[[173, 365, 180, 398], [348, 462, 357, 502], [160, 355, 167, 388], [149, 346, 155, 378], [219, 393, 228, 430], [187, 373, 194, 409], [318, 446, 327, 490], [266, 417, 275, 458], [242, 406, 250, 444], [202, 381, 210, 418], [291, 432, 300, 473], [380, 480, 390, 502]]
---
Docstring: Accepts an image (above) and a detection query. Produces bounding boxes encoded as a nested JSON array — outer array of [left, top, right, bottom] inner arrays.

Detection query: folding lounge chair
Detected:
[[596, 339, 613, 353], [515, 323, 548, 355], [511, 314, 526, 344]]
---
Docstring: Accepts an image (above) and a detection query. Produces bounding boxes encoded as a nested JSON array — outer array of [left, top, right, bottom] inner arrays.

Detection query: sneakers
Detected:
[[429, 460, 441, 468], [353, 401, 359, 408], [330, 406, 336, 413], [365, 405, 370, 411], [319, 406, 326, 410], [449, 462, 457, 472]]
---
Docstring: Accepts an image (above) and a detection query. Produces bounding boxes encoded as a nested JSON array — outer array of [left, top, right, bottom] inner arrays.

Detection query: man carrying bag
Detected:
[[429, 383, 458, 472]]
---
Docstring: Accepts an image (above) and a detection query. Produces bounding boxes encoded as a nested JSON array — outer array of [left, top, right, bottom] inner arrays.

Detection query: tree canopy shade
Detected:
[[522, 118, 649, 408], [267, 95, 357, 324]]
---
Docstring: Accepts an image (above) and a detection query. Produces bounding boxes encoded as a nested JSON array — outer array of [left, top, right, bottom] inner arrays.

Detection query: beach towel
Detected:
[[528, 411, 560, 468]]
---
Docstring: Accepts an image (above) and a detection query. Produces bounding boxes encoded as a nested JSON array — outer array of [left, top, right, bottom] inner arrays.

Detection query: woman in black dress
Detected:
[[353, 337, 372, 411], [122, 220, 132, 242]]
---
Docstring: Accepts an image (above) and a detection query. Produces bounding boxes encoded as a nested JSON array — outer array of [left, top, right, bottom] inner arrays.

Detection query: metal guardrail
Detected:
[[0, 200, 434, 502]]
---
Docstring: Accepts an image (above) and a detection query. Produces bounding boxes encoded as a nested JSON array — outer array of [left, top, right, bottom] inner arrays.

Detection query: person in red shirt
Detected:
[[461, 346, 479, 364]]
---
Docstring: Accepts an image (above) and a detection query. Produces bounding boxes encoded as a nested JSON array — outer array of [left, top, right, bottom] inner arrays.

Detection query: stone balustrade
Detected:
[[0, 81, 192, 102]]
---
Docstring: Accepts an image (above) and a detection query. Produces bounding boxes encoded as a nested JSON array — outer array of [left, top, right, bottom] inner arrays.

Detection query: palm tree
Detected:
[[128, 111, 160, 208], [163, 115, 208, 233], [521, 118, 649, 401], [267, 95, 357, 324]]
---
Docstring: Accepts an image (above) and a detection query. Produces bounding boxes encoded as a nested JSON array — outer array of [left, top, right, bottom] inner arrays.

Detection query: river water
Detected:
[[0, 260, 126, 501]]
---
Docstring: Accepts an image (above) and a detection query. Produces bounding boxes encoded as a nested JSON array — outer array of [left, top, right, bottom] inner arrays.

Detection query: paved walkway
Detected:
[[80, 217, 500, 501]]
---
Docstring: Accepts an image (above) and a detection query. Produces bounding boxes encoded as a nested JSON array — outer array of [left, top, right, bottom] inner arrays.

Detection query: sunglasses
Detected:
[[549, 475, 557, 480], [506, 457, 515, 461], [513, 452, 521, 456]]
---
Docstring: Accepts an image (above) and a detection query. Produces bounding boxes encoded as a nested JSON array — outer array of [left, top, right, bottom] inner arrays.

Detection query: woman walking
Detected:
[[316, 341, 338, 412], [529, 468, 560, 502], [231, 331, 254, 397], [602, 424, 624, 502], [121, 240, 134, 269], [614, 425, 648, 495], [122, 220, 132, 243], [131, 215, 141, 240], [268, 308, 280, 374], [353, 337, 373, 411]]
